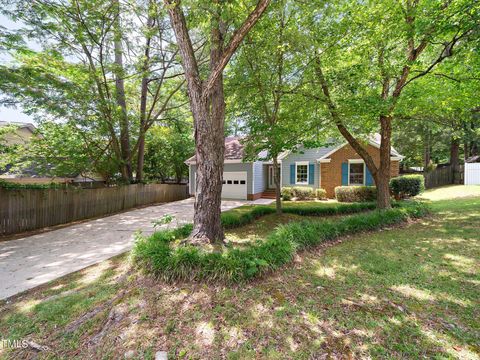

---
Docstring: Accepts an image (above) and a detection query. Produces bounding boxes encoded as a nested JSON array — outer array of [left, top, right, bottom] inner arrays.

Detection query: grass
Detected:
[[418, 184, 480, 201], [0, 185, 479, 359], [132, 202, 425, 283], [221, 201, 376, 230]]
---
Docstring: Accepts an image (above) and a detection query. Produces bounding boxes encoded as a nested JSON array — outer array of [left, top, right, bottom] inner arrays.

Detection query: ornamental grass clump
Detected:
[[133, 201, 429, 283]]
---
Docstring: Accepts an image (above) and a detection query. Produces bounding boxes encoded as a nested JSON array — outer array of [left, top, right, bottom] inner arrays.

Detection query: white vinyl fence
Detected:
[[464, 163, 480, 185]]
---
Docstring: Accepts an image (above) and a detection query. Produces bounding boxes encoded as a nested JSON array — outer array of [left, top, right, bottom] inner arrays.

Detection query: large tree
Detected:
[[301, 0, 479, 208], [228, 0, 318, 214], [0, 0, 184, 183], [164, 0, 270, 244]]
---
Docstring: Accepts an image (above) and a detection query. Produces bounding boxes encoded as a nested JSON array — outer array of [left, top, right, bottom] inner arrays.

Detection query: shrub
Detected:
[[335, 186, 377, 202], [390, 175, 425, 199], [292, 186, 315, 200], [315, 188, 327, 200], [281, 187, 294, 201], [133, 201, 429, 283], [282, 202, 375, 216], [0, 179, 66, 190]]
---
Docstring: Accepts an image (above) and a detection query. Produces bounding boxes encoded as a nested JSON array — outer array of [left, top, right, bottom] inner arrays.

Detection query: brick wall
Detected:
[[320, 144, 400, 198]]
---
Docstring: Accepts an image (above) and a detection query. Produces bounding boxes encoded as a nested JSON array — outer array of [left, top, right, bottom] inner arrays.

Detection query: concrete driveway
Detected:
[[0, 197, 273, 300]]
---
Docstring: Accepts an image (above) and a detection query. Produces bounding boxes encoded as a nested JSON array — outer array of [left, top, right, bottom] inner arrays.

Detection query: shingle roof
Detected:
[[369, 133, 402, 157], [185, 134, 403, 164], [185, 137, 246, 164], [0, 121, 36, 133]]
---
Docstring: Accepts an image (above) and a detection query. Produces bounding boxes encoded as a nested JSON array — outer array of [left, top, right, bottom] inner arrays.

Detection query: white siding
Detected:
[[465, 163, 480, 185], [252, 161, 266, 194]]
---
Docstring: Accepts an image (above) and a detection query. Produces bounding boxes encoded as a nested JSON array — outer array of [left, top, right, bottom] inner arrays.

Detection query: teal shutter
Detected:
[[308, 163, 314, 185], [341, 162, 348, 185], [365, 166, 374, 186], [290, 164, 295, 184]]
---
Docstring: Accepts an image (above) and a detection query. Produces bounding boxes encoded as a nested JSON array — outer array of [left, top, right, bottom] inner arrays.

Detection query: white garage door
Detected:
[[222, 172, 247, 199]]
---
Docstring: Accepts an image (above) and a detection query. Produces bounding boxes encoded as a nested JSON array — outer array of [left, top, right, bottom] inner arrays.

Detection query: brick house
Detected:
[[186, 135, 403, 200]]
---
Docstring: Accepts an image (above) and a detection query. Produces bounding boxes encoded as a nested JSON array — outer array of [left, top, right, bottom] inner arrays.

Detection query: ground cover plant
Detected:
[[0, 186, 478, 359], [220, 201, 376, 229], [133, 202, 428, 283]]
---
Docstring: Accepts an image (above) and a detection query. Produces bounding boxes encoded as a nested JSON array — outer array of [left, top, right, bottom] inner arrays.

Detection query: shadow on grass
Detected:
[[0, 254, 129, 358], [0, 198, 478, 359]]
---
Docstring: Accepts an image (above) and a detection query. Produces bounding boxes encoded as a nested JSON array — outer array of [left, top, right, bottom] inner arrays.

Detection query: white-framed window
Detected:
[[296, 161, 309, 184], [348, 159, 365, 185]]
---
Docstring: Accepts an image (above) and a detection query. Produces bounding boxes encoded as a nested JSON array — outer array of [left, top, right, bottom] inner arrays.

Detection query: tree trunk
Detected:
[[272, 157, 282, 214], [376, 115, 392, 209], [189, 14, 227, 244], [113, 0, 132, 182], [136, 6, 154, 183], [136, 132, 146, 182], [450, 137, 460, 170], [190, 101, 225, 244], [424, 128, 431, 171], [450, 136, 460, 184], [165, 0, 270, 244]]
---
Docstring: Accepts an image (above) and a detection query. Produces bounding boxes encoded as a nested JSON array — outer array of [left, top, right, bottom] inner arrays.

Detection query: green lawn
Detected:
[[0, 186, 479, 359]]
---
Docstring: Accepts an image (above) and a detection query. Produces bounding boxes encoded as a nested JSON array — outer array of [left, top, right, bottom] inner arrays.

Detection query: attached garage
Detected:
[[185, 137, 266, 200], [187, 163, 253, 200], [221, 171, 247, 199]]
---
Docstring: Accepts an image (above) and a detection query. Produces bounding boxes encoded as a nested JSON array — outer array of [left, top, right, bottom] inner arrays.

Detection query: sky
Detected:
[[0, 13, 37, 125]]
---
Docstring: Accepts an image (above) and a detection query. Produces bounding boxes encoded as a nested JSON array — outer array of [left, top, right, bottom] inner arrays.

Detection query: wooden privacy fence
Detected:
[[424, 165, 454, 189], [0, 183, 188, 236]]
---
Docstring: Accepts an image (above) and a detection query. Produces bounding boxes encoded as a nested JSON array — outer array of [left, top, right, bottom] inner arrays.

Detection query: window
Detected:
[[296, 162, 308, 184], [240, 180, 246, 185], [227, 180, 232, 184], [233, 180, 239, 184], [349, 162, 364, 185]]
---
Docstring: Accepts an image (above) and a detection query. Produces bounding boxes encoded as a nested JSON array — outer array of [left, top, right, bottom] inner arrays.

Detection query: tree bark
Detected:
[[424, 128, 431, 171], [450, 137, 460, 171], [376, 115, 392, 209], [113, 0, 132, 182], [165, 0, 270, 244], [136, 7, 155, 183], [272, 157, 282, 214]]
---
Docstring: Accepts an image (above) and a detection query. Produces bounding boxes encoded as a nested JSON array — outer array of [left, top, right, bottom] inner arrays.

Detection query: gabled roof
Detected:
[[184, 134, 404, 165], [0, 121, 36, 134], [316, 134, 404, 161]]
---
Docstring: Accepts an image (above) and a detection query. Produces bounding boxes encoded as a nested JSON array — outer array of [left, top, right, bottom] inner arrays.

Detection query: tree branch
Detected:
[[314, 57, 379, 175], [202, 0, 271, 97]]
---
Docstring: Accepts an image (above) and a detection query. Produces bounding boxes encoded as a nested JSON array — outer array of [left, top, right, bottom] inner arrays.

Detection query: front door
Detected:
[[268, 165, 278, 189]]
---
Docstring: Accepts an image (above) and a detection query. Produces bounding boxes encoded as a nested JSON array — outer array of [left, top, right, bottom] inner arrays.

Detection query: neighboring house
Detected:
[[0, 121, 37, 146], [0, 121, 105, 185], [186, 136, 403, 200]]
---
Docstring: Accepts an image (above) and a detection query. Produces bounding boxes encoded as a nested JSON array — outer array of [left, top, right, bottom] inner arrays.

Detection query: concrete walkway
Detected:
[[0, 198, 273, 300]]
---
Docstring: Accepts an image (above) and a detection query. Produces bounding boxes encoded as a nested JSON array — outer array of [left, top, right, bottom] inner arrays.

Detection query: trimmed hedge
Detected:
[[390, 175, 425, 199], [220, 202, 376, 229], [316, 188, 327, 200], [281, 187, 293, 201], [292, 187, 315, 200], [335, 186, 377, 202], [133, 201, 429, 283]]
